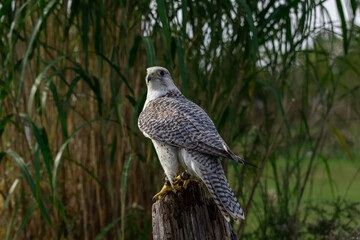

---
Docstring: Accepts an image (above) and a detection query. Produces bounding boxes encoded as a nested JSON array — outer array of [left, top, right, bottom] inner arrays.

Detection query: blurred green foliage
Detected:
[[0, 0, 359, 239]]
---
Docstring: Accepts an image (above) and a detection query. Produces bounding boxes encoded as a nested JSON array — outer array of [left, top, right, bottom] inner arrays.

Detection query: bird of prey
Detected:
[[138, 66, 256, 221]]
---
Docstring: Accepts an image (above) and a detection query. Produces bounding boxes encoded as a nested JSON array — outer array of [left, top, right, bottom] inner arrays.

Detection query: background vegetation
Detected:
[[0, 0, 359, 239]]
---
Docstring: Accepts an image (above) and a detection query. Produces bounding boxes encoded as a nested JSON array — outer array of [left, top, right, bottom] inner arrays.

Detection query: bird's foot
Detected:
[[152, 172, 191, 202], [152, 180, 182, 202], [173, 171, 191, 189]]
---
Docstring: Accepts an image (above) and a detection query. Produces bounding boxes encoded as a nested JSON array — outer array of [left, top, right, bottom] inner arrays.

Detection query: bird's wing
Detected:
[[138, 95, 236, 159]]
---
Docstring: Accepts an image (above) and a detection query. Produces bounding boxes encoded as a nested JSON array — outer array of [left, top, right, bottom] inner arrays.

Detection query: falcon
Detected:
[[138, 66, 256, 221]]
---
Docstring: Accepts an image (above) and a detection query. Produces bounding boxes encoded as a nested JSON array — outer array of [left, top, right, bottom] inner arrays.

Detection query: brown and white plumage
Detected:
[[138, 66, 255, 221]]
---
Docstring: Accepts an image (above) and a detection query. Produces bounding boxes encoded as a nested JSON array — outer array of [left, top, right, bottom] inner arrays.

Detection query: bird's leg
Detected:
[[152, 177, 182, 202], [173, 171, 191, 189]]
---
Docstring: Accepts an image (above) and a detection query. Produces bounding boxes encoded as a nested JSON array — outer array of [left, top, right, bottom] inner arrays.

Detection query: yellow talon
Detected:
[[153, 172, 191, 202], [152, 183, 181, 202], [182, 179, 190, 189], [173, 171, 191, 189], [173, 175, 182, 184]]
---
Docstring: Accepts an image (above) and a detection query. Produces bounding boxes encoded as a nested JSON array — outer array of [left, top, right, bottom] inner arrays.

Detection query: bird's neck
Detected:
[[144, 85, 181, 109]]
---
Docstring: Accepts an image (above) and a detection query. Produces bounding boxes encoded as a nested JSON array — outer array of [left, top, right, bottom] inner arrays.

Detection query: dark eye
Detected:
[[160, 71, 165, 76]]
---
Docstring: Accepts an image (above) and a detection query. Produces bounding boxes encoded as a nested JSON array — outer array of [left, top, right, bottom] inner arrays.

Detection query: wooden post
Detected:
[[152, 181, 238, 240]]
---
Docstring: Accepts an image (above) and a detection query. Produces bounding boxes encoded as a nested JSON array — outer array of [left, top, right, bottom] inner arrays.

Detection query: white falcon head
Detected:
[[146, 66, 174, 87], [144, 66, 178, 107]]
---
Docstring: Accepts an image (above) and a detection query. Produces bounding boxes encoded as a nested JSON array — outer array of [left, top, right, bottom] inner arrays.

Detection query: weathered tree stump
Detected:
[[152, 181, 238, 240]]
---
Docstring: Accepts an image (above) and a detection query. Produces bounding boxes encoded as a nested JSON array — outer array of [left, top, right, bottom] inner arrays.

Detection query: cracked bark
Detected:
[[152, 181, 238, 240]]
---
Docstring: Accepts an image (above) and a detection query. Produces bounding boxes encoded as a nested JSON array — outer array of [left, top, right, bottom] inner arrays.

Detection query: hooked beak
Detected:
[[147, 72, 154, 83]]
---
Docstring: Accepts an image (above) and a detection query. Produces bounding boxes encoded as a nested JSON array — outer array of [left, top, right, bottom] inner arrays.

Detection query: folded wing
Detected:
[[138, 93, 256, 167]]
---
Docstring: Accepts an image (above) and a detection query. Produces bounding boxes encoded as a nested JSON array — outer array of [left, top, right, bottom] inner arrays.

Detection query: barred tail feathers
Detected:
[[201, 162, 245, 222], [183, 149, 245, 221]]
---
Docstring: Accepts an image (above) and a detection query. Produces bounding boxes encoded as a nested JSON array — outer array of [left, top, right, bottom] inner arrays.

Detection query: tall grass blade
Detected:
[[5, 150, 52, 226], [5, 199, 18, 240], [6, 151, 35, 196], [335, 0, 348, 53], [14, 203, 38, 240], [34, 147, 41, 200], [260, 81, 291, 136], [142, 37, 156, 67], [96, 53, 133, 95], [156, 0, 172, 67], [49, 82, 68, 140], [64, 0, 80, 38], [140, 219, 152, 240], [94, 2, 104, 78], [81, 1, 89, 67], [72, 69, 103, 115], [0, 179, 20, 228], [329, 121, 355, 163], [68, 157, 107, 192], [231, 161, 243, 194], [181, 0, 187, 39], [28, 56, 66, 116], [121, 154, 134, 240], [6, 0, 30, 66], [132, 88, 147, 129], [128, 36, 142, 69], [17, 0, 57, 105], [235, 0, 259, 60], [95, 216, 123, 240], [110, 132, 117, 166], [52, 119, 99, 191], [175, 37, 187, 97], [320, 155, 335, 199], [0, 115, 13, 138]]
